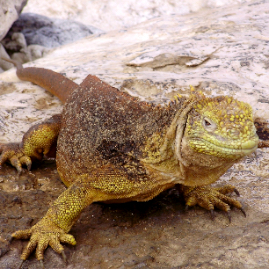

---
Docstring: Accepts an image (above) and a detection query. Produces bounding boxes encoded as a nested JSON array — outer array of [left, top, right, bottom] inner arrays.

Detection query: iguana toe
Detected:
[[59, 233, 76, 245], [0, 143, 31, 173], [215, 184, 240, 196], [19, 156, 32, 171], [9, 155, 23, 174], [12, 229, 32, 240]]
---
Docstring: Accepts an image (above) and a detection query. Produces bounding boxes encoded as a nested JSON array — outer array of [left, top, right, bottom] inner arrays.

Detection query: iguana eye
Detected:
[[203, 117, 217, 131]]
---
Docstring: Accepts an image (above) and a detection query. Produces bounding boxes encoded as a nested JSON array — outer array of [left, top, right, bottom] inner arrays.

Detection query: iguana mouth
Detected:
[[189, 135, 258, 157]]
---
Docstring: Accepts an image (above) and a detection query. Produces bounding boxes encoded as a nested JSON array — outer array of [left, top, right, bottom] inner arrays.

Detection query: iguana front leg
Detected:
[[12, 177, 91, 261], [11, 166, 143, 263], [0, 114, 61, 173], [181, 185, 246, 221]]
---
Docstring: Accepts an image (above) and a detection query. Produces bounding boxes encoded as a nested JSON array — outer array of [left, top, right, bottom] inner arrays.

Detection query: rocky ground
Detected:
[[0, 155, 269, 269], [0, 0, 269, 268]]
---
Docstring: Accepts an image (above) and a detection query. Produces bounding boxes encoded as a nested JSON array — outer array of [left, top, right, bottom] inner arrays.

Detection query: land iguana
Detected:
[[0, 58, 261, 267]]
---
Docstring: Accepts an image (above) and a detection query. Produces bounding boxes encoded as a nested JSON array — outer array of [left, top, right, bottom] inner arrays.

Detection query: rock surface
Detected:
[[23, 0, 254, 31], [0, 1, 269, 269]]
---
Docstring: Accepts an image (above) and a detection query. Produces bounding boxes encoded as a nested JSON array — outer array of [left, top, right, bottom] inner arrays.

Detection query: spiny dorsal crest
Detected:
[[173, 85, 205, 104]]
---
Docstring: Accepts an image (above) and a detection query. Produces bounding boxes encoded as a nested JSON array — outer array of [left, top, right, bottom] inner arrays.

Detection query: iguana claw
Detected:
[[239, 207, 247, 217], [18, 251, 65, 269], [18, 260, 24, 269], [18, 259, 45, 269]]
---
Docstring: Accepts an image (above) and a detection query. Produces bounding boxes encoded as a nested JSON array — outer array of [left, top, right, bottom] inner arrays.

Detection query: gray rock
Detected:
[[0, 32, 50, 66], [0, 44, 13, 70], [0, 0, 27, 41], [2, 13, 102, 49]]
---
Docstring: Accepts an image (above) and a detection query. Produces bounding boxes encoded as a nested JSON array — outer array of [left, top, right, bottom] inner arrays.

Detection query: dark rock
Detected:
[[2, 13, 101, 49]]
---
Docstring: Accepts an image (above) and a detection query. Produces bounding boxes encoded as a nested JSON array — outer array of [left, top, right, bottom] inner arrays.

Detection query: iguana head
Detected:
[[183, 95, 259, 159], [141, 91, 259, 186]]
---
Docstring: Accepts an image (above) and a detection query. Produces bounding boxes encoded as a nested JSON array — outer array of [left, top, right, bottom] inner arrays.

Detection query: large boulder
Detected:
[[2, 13, 102, 49], [0, 0, 27, 41], [0, 0, 28, 70]]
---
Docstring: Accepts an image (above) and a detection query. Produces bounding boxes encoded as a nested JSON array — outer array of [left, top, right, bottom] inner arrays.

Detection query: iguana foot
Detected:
[[181, 185, 245, 221], [12, 217, 76, 262], [0, 143, 32, 173]]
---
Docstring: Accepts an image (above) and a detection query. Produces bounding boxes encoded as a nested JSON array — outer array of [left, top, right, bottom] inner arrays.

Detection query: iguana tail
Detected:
[[1, 57, 79, 103]]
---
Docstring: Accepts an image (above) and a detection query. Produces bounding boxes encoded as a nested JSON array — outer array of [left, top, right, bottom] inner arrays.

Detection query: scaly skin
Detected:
[[0, 58, 259, 264]]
